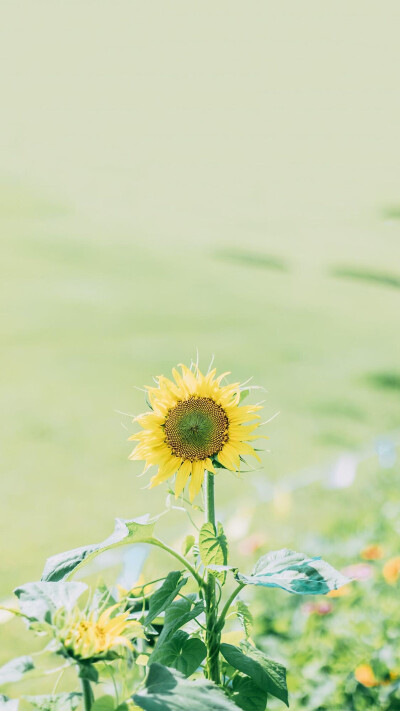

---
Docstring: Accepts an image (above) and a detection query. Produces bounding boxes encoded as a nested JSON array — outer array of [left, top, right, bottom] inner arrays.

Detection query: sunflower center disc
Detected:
[[164, 396, 229, 460]]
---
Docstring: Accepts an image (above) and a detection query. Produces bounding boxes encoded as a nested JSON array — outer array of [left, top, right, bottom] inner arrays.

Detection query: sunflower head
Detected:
[[129, 364, 264, 501], [55, 602, 144, 661]]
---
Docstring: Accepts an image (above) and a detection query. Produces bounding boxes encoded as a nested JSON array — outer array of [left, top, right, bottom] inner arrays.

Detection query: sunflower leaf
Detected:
[[133, 664, 239, 710], [14, 582, 87, 624], [231, 675, 268, 711], [145, 572, 188, 625], [77, 664, 99, 682], [148, 630, 206, 677], [235, 548, 349, 595], [0, 657, 35, 686], [220, 643, 288, 706], [182, 535, 195, 556], [41, 517, 156, 582], [236, 601, 253, 638], [199, 522, 228, 583], [150, 596, 205, 660]]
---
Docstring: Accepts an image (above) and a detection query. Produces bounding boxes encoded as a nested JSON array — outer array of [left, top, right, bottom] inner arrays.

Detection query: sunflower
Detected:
[[57, 603, 144, 661], [129, 364, 264, 501]]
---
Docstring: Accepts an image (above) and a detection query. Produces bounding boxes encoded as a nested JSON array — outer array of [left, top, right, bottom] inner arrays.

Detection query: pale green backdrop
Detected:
[[1, 1, 399, 624]]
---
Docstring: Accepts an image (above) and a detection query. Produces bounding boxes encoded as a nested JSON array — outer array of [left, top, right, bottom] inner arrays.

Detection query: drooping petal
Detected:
[[189, 460, 206, 501], [175, 460, 192, 497], [149, 457, 182, 488]]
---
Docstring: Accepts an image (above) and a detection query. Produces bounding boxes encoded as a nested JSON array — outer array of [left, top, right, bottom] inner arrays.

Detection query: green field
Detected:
[[2, 180, 399, 611], [1, 5, 400, 705]]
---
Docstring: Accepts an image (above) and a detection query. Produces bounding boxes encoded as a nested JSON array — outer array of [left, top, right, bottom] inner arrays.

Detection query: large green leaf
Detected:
[[0, 657, 35, 686], [41, 517, 156, 582], [150, 596, 205, 654], [235, 548, 349, 595], [25, 694, 81, 711], [231, 675, 268, 711], [199, 523, 228, 583], [14, 582, 87, 623], [220, 643, 288, 706], [133, 663, 239, 711], [145, 572, 187, 625], [149, 630, 206, 676]]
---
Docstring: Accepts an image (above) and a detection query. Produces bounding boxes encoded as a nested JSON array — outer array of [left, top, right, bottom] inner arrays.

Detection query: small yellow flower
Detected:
[[129, 364, 264, 501], [355, 664, 379, 687], [361, 544, 384, 561], [383, 556, 400, 585], [58, 603, 144, 661], [327, 584, 352, 598], [117, 574, 152, 600]]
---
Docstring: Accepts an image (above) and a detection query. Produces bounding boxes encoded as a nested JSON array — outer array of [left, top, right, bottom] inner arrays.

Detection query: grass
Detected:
[[330, 265, 400, 290]]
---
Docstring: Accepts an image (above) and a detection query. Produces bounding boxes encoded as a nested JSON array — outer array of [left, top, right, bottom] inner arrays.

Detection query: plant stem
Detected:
[[217, 582, 245, 629], [81, 678, 94, 711], [204, 471, 221, 684], [145, 537, 205, 589]]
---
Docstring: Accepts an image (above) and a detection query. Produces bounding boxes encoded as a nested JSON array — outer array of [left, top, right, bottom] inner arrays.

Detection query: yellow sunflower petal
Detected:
[[189, 461, 206, 501], [150, 457, 182, 488], [175, 461, 192, 497], [205, 458, 216, 474]]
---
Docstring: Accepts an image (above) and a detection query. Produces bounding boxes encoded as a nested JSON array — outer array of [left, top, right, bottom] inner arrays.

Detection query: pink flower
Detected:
[[342, 563, 373, 581]]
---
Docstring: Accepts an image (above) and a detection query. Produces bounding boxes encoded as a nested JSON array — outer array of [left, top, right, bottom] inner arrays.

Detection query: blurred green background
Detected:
[[1, 0, 400, 676]]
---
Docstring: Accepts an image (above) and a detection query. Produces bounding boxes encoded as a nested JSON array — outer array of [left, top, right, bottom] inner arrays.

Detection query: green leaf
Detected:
[[133, 663, 239, 710], [41, 517, 156, 582], [150, 596, 204, 658], [90, 697, 115, 711], [199, 523, 228, 582], [220, 643, 288, 706], [149, 630, 206, 676], [182, 535, 195, 556], [145, 572, 187, 625], [0, 697, 18, 711], [14, 582, 87, 624], [25, 693, 81, 711], [0, 657, 35, 686], [235, 548, 349, 595], [236, 601, 253, 639], [77, 664, 99, 682], [231, 675, 268, 711]]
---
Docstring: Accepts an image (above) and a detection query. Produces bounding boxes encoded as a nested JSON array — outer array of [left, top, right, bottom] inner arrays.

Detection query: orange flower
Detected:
[[355, 664, 379, 687], [383, 557, 400, 585], [238, 533, 266, 556], [327, 584, 352, 598], [361, 544, 384, 561]]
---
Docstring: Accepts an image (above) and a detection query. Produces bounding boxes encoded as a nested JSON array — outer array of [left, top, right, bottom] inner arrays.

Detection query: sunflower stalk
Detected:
[[80, 677, 94, 711], [204, 471, 221, 684]]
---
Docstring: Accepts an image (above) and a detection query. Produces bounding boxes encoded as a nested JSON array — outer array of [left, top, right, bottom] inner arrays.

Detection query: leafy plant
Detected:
[[1, 363, 348, 711]]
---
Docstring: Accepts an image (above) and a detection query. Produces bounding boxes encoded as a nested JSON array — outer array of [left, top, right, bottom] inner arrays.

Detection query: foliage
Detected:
[[0, 366, 351, 711]]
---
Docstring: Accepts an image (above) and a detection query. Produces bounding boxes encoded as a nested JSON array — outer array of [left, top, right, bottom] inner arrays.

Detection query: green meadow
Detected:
[[2, 180, 400, 597], [1, 7, 400, 705]]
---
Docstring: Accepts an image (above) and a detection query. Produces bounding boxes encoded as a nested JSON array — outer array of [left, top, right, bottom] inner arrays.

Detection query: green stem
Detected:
[[204, 471, 221, 684], [81, 678, 94, 711], [217, 582, 245, 630], [145, 537, 205, 589]]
